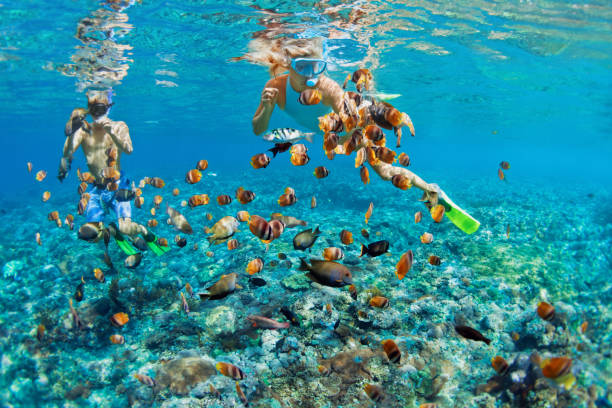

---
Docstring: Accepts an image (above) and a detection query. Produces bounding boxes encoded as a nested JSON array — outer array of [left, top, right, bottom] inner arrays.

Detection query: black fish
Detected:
[[132, 237, 148, 251], [103, 250, 114, 270], [293, 227, 321, 250], [74, 278, 85, 302], [115, 189, 135, 202], [176, 237, 187, 248], [249, 277, 267, 287], [360, 240, 389, 257], [103, 228, 110, 247], [268, 142, 293, 158], [455, 325, 491, 345], [280, 306, 300, 327]]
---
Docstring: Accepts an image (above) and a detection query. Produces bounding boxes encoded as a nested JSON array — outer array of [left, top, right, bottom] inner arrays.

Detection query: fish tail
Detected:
[[267, 146, 279, 158], [360, 244, 367, 257], [298, 257, 310, 271], [198, 292, 210, 300], [484, 338, 491, 345], [313, 226, 321, 235], [304, 133, 315, 143]]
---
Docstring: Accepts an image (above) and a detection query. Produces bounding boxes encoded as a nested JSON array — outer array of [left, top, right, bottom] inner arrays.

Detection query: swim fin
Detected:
[[437, 189, 480, 235], [143, 231, 170, 256], [108, 223, 139, 256]]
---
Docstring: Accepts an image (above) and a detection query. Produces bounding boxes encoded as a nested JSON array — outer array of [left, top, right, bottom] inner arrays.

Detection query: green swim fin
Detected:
[[438, 189, 480, 235], [143, 231, 170, 256], [108, 223, 139, 255]]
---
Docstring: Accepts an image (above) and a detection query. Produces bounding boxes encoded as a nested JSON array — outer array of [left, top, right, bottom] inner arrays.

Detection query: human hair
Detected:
[[230, 37, 323, 77], [86, 89, 112, 105]]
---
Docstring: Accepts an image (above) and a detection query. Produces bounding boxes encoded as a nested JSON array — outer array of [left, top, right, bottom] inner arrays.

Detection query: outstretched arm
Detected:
[[104, 121, 133, 154], [58, 130, 84, 181]]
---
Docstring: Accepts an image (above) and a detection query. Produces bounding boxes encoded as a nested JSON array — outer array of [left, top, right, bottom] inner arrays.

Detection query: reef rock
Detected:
[[204, 306, 236, 336], [156, 356, 216, 395]]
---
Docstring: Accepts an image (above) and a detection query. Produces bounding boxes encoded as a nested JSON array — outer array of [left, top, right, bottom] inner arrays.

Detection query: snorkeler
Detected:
[[241, 37, 479, 234], [58, 90, 167, 255]]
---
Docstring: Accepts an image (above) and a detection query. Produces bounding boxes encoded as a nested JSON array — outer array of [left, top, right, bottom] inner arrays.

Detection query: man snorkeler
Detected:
[[243, 36, 479, 234], [58, 90, 167, 255]]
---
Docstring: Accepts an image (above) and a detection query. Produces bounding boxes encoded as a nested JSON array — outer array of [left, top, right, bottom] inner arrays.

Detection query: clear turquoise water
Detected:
[[0, 0, 611, 407]]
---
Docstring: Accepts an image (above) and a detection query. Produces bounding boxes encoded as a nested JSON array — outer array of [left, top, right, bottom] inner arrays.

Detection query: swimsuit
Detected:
[[86, 176, 132, 222]]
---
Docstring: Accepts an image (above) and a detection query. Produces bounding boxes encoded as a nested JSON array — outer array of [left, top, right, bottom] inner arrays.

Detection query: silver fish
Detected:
[[262, 128, 314, 144]]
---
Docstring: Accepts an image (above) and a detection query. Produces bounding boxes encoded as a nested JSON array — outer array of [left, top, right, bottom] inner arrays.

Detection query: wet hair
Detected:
[[230, 37, 323, 77], [86, 89, 112, 106]]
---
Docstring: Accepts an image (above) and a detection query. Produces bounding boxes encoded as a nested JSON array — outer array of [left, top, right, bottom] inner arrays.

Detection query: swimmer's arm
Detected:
[[253, 101, 274, 136], [58, 130, 84, 181], [253, 77, 284, 135], [318, 76, 344, 114], [106, 121, 133, 154]]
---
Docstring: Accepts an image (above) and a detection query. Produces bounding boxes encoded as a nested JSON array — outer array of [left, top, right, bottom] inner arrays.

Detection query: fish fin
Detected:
[[298, 258, 310, 271], [198, 292, 210, 300], [304, 133, 315, 143], [313, 226, 321, 235], [267, 146, 279, 158], [305, 272, 321, 284], [484, 338, 491, 345], [236, 284, 243, 289], [360, 244, 367, 257]]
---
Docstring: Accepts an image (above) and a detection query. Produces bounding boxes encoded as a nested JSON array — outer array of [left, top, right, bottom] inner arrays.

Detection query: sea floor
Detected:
[[0, 167, 610, 407]]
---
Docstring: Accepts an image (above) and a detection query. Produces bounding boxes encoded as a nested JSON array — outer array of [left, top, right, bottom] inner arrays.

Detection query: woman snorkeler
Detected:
[[234, 36, 479, 234]]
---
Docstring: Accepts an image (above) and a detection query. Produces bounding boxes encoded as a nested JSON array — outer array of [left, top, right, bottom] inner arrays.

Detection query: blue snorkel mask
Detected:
[[291, 58, 327, 87]]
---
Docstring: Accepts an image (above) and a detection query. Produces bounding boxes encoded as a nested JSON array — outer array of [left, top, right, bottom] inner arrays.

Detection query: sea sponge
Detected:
[[155, 356, 216, 395]]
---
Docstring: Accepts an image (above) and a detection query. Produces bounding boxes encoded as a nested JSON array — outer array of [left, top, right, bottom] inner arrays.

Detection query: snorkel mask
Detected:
[[291, 58, 327, 87], [87, 89, 114, 121]]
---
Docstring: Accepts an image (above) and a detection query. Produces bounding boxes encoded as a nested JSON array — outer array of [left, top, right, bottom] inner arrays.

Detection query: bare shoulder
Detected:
[[111, 120, 129, 131], [265, 74, 287, 91]]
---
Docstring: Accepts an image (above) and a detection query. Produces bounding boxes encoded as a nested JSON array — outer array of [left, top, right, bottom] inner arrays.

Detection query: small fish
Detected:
[[150, 208, 156, 216], [148, 177, 165, 188], [454, 325, 491, 345], [248, 215, 273, 241], [251, 153, 271, 169], [313, 166, 329, 179], [110, 334, 125, 345], [299, 258, 353, 287], [498, 168, 505, 181], [290, 152, 310, 166], [270, 213, 306, 228], [268, 142, 292, 158], [236, 210, 250, 223], [42, 191, 51, 202], [293, 227, 321, 250], [381, 339, 401, 364], [340, 230, 353, 245], [134, 373, 156, 388], [500, 161, 510, 170], [196, 159, 208, 171], [511, 332, 520, 341], [360, 165, 370, 185], [27, 162, 33, 172], [103, 251, 114, 270], [580, 321, 588, 334], [68, 299, 82, 330], [110, 312, 129, 327], [398, 152, 410, 166], [325, 303, 332, 314], [249, 277, 267, 287], [247, 315, 290, 329], [236, 187, 256, 205], [167, 205, 193, 234], [246, 257, 264, 275], [74, 276, 85, 302], [298, 88, 322, 105], [369, 296, 389, 308], [236, 381, 248, 405], [217, 195, 232, 205], [172, 188, 180, 196], [420, 232, 433, 244], [311, 196, 317, 209], [93, 268, 105, 283], [540, 357, 575, 390], [278, 192, 297, 207], [323, 132, 339, 152], [185, 169, 202, 184], [124, 253, 142, 269], [506, 224, 510, 238], [280, 306, 300, 327], [318, 365, 330, 376], [361, 228, 369, 238], [35, 232, 42, 246], [395, 250, 413, 280], [216, 362, 246, 380], [491, 356, 509, 375], [391, 174, 411, 190], [364, 384, 385, 403], [537, 301, 555, 321], [323, 247, 344, 261], [290, 144, 308, 155], [36, 170, 47, 181], [263, 128, 314, 144], [148, 219, 158, 228], [348, 284, 357, 300], [153, 195, 163, 208], [36, 324, 45, 342], [360, 240, 389, 257], [428, 255, 441, 266], [174, 236, 187, 248], [180, 292, 190, 314], [227, 239, 239, 250], [188, 194, 209, 208], [209, 384, 221, 399], [64, 214, 74, 230], [199, 273, 240, 300], [134, 196, 144, 208], [365, 202, 373, 224]]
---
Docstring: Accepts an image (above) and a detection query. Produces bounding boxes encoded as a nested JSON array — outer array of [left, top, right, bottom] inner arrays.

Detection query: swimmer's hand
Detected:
[[57, 157, 71, 182], [65, 108, 89, 136], [261, 87, 279, 110]]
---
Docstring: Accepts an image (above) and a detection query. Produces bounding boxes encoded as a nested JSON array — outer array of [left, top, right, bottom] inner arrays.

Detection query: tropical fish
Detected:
[[36, 170, 47, 182], [391, 174, 411, 190], [172, 188, 180, 196], [216, 362, 246, 380], [196, 159, 208, 171], [250, 153, 271, 169], [323, 132, 339, 152], [323, 247, 344, 261], [74, 276, 85, 302], [381, 339, 401, 364], [369, 296, 389, 308], [398, 152, 410, 166], [319, 112, 344, 134], [236, 381, 248, 405], [247, 315, 290, 329], [207, 216, 239, 244], [430, 204, 445, 223], [69, 299, 82, 330], [263, 128, 314, 144], [248, 215, 273, 241], [491, 356, 509, 375], [455, 325, 491, 345], [290, 144, 308, 155], [310, 196, 316, 209], [110, 312, 129, 327], [125, 253, 142, 269], [293, 227, 321, 250], [364, 384, 384, 402], [236, 210, 250, 222], [420, 233, 433, 244], [236, 187, 256, 205], [148, 219, 158, 228], [313, 166, 329, 179], [134, 196, 144, 208], [299, 88, 322, 106], [217, 195, 232, 205], [428, 255, 441, 266], [166, 205, 193, 234], [290, 152, 310, 166], [93, 268, 105, 283], [64, 214, 74, 230], [506, 224, 510, 238], [27, 162, 33, 172], [153, 195, 163, 208], [278, 192, 297, 207], [360, 240, 389, 257], [361, 228, 369, 238], [180, 292, 189, 314], [110, 334, 125, 345], [500, 161, 510, 170], [227, 239, 239, 250], [268, 219, 285, 240], [148, 177, 165, 188], [37, 324, 45, 342], [340, 229, 353, 245], [498, 168, 505, 181], [188, 194, 209, 207], [365, 202, 373, 224], [537, 301, 555, 321], [270, 213, 306, 228], [360, 166, 370, 185], [268, 142, 293, 157], [175, 236, 187, 248], [35, 232, 42, 246], [580, 321, 588, 334], [199, 273, 240, 300], [299, 258, 353, 287], [348, 284, 357, 300], [134, 373, 156, 388], [343, 68, 372, 92], [150, 208, 156, 216], [280, 306, 300, 327], [209, 384, 221, 399], [42, 191, 51, 202], [396, 250, 413, 280], [541, 357, 575, 390], [249, 277, 267, 287]]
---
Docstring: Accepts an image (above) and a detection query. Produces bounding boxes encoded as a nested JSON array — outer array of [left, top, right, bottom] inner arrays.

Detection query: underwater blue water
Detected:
[[0, 0, 611, 407]]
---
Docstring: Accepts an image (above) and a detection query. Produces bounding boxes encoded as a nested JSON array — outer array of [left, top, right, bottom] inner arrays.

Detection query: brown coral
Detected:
[[155, 356, 216, 395]]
